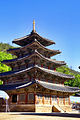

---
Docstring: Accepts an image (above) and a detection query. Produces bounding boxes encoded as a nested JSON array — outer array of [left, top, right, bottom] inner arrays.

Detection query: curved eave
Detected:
[[12, 32, 55, 46], [0, 79, 79, 93], [36, 65, 74, 79], [0, 65, 74, 79], [2, 50, 66, 67], [0, 81, 35, 91], [8, 40, 60, 57], [36, 80, 80, 93]]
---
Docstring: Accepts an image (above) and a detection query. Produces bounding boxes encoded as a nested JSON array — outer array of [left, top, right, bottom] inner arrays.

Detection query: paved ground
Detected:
[[0, 112, 80, 120]]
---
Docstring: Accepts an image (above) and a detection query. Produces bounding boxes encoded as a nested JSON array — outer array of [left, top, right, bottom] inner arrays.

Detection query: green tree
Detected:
[[56, 65, 80, 88], [0, 43, 16, 85]]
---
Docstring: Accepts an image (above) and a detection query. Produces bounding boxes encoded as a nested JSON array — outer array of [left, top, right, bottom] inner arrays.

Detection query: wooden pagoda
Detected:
[[0, 20, 80, 112]]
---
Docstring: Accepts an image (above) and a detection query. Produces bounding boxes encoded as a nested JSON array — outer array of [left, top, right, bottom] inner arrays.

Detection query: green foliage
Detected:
[[0, 43, 16, 85], [0, 42, 14, 51], [56, 65, 80, 88], [0, 80, 3, 85], [0, 50, 16, 73], [0, 42, 17, 71]]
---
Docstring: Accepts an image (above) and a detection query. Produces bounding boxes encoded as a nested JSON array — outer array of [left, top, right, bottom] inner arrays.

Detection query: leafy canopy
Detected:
[[56, 66, 80, 88]]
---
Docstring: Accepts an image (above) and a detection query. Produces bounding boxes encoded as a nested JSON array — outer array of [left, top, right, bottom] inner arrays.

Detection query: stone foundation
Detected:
[[0, 103, 72, 113], [10, 104, 35, 112], [59, 105, 72, 112], [35, 105, 52, 113]]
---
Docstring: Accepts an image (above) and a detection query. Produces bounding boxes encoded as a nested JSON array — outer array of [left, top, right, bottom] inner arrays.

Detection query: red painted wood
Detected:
[[42, 95, 44, 104], [48, 66, 50, 69], [54, 68, 56, 71], [50, 95, 52, 105], [34, 93, 37, 104], [25, 93, 27, 104], [63, 97, 65, 105], [41, 64, 43, 67]]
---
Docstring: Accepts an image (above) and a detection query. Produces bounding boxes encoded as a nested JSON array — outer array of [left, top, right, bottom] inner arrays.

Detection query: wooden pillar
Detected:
[[35, 94, 37, 104], [48, 66, 50, 69], [50, 95, 52, 105], [69, 96, 70, 105], [17, 94, 19, 104], [25, 93, 27, 104], [63, 93, 65, 105], [42, 95, 44, 104], [54, 68, 56, 71]]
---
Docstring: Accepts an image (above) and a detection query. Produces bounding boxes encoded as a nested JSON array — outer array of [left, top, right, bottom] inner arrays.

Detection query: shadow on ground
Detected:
[[9, 112, 80, 118]]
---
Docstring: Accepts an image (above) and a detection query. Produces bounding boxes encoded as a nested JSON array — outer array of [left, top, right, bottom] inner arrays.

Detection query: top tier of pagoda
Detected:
[[3, 20, 66, 70], [12, 20, 55, 47]]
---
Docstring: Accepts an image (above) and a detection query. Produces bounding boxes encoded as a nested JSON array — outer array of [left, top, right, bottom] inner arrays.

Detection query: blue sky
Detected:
[[0, 0, 80, 71]]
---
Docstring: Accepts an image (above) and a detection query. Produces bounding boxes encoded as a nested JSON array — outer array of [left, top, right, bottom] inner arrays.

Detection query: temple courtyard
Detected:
[[0, 112, 80, 120]]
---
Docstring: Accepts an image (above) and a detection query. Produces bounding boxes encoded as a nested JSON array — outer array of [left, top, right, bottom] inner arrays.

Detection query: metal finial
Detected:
[[33, 20, 35, 32]]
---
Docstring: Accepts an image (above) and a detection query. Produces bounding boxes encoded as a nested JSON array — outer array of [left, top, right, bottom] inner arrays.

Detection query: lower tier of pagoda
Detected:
[[0, 65, 74, 87], [0, 79, 80, 93]]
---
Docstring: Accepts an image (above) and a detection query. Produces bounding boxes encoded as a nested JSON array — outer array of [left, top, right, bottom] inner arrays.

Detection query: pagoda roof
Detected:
[[12, 31, 55, 46], [36, 80, 80, 93], [0, 79, 80, 93], [0, 65, 74, 79], [2, 50, 66, 67], [8, 40, 61, 57], [0, 81, 34, 91]]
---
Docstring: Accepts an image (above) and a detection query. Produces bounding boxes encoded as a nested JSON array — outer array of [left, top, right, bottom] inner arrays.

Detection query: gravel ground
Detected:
[[0, 112, 80, 120]]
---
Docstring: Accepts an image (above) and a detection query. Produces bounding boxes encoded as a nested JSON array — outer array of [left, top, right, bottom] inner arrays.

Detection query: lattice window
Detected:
[[28, 93, 34, 101], [19, 94, 25, 102]]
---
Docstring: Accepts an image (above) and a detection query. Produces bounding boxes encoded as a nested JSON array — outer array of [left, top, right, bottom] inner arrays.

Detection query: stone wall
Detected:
[[59, 105, 72, 112], [10, 104, 35, 112], [35, 105, 52, 113]]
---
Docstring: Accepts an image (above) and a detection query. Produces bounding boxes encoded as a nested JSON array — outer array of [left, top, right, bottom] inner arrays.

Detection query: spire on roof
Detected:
[[33, 20, 35, 32]]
